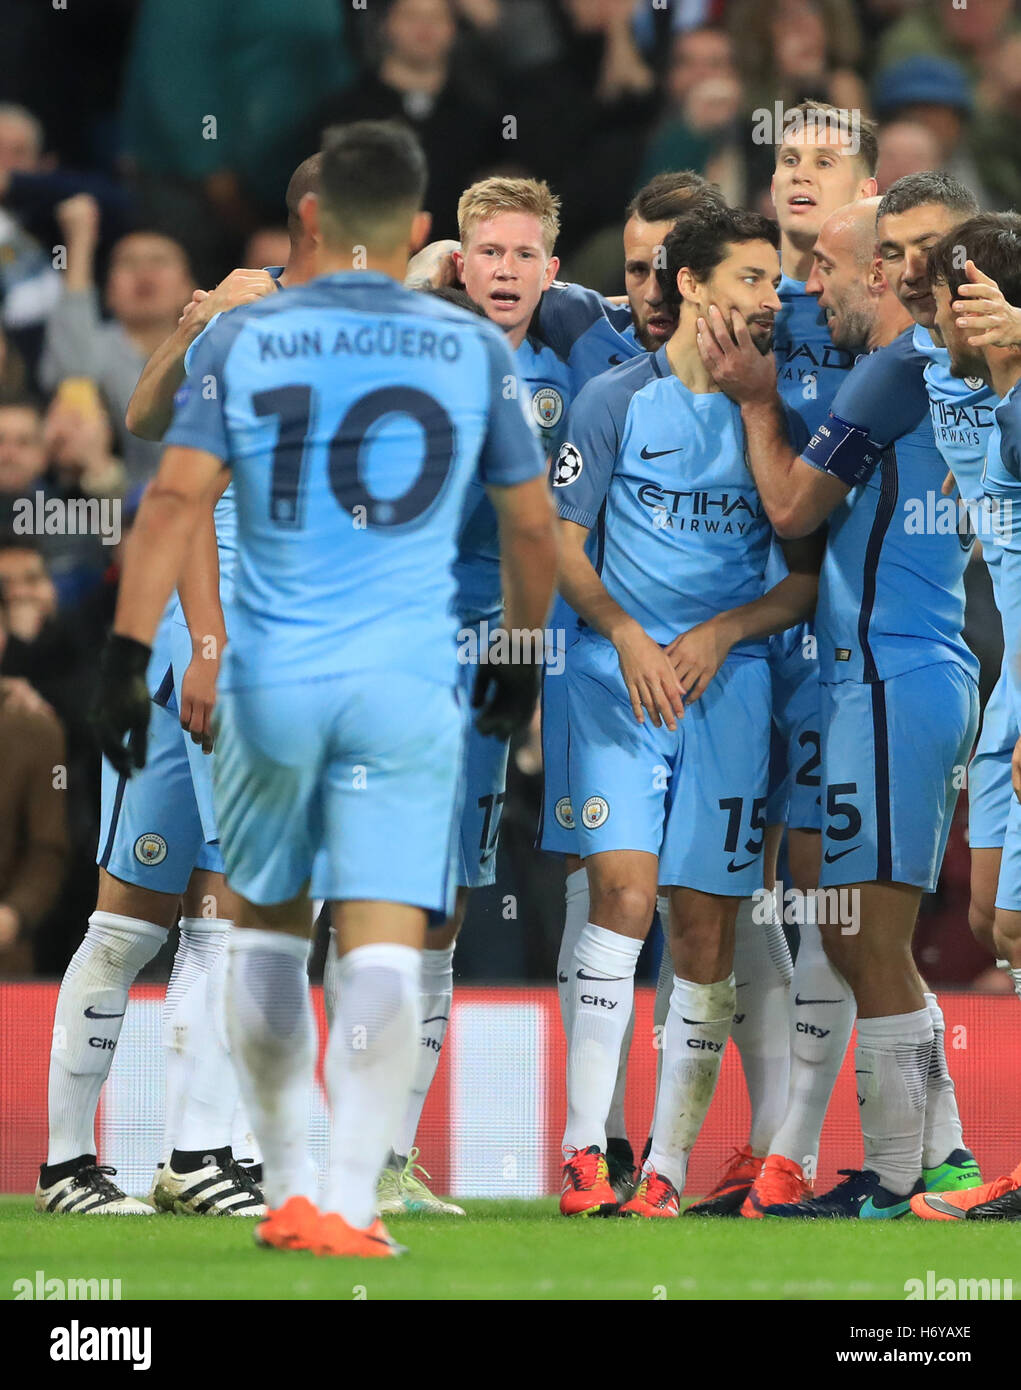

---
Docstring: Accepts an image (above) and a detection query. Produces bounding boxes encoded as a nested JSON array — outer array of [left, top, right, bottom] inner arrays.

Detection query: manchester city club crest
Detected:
[[964, 376, 985, 390], [581, 796, 609, 829], [532, 385, 564, 431], [134, 833, 168, 866], [554, 796, 575, 830]]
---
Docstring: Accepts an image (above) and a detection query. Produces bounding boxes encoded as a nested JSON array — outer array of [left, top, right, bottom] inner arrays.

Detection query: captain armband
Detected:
[[801, 414, 883, 488]]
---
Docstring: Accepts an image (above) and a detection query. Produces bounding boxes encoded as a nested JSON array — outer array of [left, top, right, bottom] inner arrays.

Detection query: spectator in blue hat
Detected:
[[874, 55, 993, 207]]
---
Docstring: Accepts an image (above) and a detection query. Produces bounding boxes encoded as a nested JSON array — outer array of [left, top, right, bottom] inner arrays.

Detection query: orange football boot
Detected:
[[253, 1195, 320, 1251], [683, 1144, 763, 1216], [559, 1145, 618, 1217], [741, 1154, 813, 1218], [910, 1159, 1021, 1221], [312, 1212, 406, 1257], [618, 1167, 680, 1218]]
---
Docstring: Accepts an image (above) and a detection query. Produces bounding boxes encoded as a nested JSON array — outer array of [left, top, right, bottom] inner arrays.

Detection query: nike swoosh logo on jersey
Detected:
[[83, 1007, 125, 1019], [794, 994, 845, 1006], [639, 445, 682, 460], [824, 845, 859, 864], [727, 858, 756, 872], [608, 354, 624, 365]]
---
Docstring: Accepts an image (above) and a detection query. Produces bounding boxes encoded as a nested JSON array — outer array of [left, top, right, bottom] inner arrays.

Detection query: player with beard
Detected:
[[552, 207, 820, 1217], [875, 174, 1009, 1000], [729, 105, 881, 1219], [909, 213, 1021, 1221], [699, 196, 979, 1219]]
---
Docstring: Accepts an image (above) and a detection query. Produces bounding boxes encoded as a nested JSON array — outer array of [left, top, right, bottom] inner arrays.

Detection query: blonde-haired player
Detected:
[[375, 175, 574, 1215]]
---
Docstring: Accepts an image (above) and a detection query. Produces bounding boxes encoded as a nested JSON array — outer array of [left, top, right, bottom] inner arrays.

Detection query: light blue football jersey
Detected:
[[803, 327, 979, 685], [981, 380, 1021, 554], [536, 281, 643, 396], [913, 324, 1002, 574], [453, 333, 572, 623], [774, 274, 857, 438], [552, 346, 775, 651], [164, 270, 546, 690]]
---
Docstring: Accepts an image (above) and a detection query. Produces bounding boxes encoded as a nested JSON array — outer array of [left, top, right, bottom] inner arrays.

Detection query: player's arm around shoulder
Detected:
[[125, 268, 277, 440]]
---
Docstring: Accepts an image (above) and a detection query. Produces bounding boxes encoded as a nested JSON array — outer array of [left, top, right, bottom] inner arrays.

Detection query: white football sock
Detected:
[[174, 929, 245, 1154], [647, 974, 735, 1193], [225, 929, 318, 1208], [855, 1009, 933, 1195], [730, 898, 790, 1155], [46, 912, 165, 1166], [652, 903, 673, 1096], [556, 867, 589, 1043], [605, 1002, 634, 1145], [162, 916, 230, 1160], [1010, 968, 1021, 1003], [393, 942, 454, 1157], [322, 942, 420, 1229], [563, 924, 643, 1155], [921, 992, 964, 1166], [770, 916, 855, 1174]]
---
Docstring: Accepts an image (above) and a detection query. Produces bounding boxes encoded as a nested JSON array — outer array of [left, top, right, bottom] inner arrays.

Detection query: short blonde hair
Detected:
[[457, 177, 561, 257]]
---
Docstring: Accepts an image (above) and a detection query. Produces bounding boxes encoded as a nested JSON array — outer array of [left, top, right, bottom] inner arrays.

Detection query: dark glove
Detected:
[[92, 634, 152, 777], [471, 656, 542, 740]]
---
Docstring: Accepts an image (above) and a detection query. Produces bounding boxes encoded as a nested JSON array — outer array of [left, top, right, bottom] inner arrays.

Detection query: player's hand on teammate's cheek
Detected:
[[954, 261, 1021, 349], [664, 617, 731, 702], [613, 623, 685, 730], [697, 306, 776, 405]]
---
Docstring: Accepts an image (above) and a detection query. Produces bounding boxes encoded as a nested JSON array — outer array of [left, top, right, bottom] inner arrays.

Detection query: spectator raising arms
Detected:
[[39, 196, 195, 486]]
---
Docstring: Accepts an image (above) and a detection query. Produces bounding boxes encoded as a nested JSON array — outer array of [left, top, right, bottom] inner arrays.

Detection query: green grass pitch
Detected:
[[1, 1196, 1019, 1300]]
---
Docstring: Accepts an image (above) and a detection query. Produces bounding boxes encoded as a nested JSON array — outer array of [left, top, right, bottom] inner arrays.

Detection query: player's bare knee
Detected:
[[589, 882, 655, 938], [96, 869, 179, 930]]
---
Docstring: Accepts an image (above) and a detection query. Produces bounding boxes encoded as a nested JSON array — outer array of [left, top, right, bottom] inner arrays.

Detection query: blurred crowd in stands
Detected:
[[0, 0, 1017, 985]]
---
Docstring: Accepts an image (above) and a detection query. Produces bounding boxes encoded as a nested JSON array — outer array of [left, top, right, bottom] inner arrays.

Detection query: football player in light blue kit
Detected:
[[873, 175, 1011, 980], [715, 104, 879, 1219], [34, 239, 311, 1217], [553, 207, 820, 1218], [375, 175, 572, 1215], [923, 211, 1021, 1221], [37, 159, 324, 1221], [699, 193, 980, 1219], [94, 121, 557, 1258], [536, 173, 741, 1197]]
